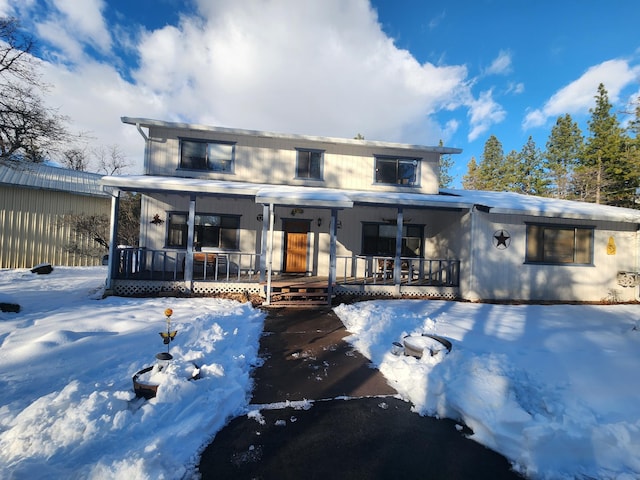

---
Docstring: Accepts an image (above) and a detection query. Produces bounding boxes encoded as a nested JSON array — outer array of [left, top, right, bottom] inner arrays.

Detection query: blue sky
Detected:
[[3, 0, 639, 186]]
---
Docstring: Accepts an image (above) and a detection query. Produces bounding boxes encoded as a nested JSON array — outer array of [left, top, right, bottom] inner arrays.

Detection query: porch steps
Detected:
[[268, 284, 331, 307]]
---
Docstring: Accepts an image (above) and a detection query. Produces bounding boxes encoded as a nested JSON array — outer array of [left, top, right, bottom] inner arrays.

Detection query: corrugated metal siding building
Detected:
[[0, 160, 111, 268]]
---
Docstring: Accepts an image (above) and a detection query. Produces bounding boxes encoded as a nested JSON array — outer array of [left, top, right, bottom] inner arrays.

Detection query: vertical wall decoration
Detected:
[[607, 236, 616, 255]]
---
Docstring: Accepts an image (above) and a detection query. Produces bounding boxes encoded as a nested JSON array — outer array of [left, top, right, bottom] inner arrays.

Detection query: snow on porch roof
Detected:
[[100, 175, 353, 208], [255, 185, 353, 208], [100, 175, 640, 224], [443, 188, 640, 224]]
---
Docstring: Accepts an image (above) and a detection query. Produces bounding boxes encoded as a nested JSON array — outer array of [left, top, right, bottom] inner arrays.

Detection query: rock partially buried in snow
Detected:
[[31, 263, 53, 275], [403, 334, 452, 358]]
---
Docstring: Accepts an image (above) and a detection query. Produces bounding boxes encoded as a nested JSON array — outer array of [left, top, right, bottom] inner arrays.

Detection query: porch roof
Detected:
[[100, 175, 354, 208], [100, 175, 640, 224]]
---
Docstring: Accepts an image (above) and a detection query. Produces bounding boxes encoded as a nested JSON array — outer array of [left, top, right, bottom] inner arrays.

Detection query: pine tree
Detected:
[[545, 114, 583, 199], [514, 137, 548, 195], [438, 139, 455, 189], [461, 156, 481, 190], [580, 83, 627, 205], [620, 101, 640, 208], [477, 135, 506, 191], [502, 150, 520, 192]]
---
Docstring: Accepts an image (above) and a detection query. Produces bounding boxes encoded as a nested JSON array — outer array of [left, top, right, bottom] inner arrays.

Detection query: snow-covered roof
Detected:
[[100, 175, 640, 224], [0, 160, 109, 198], [442, 188, 640, 224], [121, 117, 463, 155]]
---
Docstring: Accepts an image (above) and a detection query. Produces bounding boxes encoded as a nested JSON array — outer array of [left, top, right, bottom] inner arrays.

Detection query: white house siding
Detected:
[[0, 185, 111, 268], [144, 126, 441, 194], [466, 211, 639, 302]]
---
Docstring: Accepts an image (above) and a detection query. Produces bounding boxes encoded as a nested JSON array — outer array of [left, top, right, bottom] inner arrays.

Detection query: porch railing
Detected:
[[113, 248, 261, 282], [336, 255, 460, 287]]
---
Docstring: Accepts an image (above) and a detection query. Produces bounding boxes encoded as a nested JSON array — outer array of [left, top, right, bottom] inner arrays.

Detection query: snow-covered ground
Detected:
[[335, 300, 640, 480], [0, 267, 264, 479], [1, 267, 639, 479]]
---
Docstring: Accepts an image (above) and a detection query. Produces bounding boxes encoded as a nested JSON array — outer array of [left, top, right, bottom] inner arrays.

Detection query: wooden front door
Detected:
[[283, 220, 309, 273]]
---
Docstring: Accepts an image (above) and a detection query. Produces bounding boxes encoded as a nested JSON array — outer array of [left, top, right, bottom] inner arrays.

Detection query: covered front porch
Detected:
[[108, 247, 461, 303], [101, 176, 469, 305]]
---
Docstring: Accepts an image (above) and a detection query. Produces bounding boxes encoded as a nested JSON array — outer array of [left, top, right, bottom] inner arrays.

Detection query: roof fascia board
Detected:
[[121, 117, 462, 155]]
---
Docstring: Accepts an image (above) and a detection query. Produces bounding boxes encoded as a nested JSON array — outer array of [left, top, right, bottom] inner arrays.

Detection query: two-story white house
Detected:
[[101, 117, 640, 305]]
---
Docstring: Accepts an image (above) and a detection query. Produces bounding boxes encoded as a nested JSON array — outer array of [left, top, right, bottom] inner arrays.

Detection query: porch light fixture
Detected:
[[150, 214, 164, 225], [317, 217, 322, 227], [257, 213, 263, 222]]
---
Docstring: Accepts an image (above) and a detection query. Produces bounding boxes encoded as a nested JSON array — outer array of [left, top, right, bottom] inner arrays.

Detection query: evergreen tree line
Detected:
[[460, 83, 640, 209]]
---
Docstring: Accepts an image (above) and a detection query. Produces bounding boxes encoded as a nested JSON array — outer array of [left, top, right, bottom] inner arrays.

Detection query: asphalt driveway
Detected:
[[197, 307, 524, 479]]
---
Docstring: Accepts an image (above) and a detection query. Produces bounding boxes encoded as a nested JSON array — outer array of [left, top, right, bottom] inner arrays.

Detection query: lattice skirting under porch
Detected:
[[111, 279, 264, 297]]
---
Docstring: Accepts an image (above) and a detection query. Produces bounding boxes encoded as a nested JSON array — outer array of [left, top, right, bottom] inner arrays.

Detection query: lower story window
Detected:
[[167, 213, 240, 249], [526, 224, 593, 264], [362, 223, 423, 257]]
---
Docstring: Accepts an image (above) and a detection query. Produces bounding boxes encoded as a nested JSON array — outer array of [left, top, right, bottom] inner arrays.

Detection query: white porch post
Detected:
[[184, 195, 196, 292], [259, 203, 269, 282], [264, 203, 275, 306], [105, 190, 120, 292], [328, 208, 338, 304], [394, 207, 404, 288]]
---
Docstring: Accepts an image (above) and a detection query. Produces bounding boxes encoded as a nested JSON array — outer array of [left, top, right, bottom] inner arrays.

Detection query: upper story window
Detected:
[[375, 157, 420, 186], [167, 212, 240, 250], [179, 139, 235, 173], [362, 223, 423, 257], [525, 224, 593, 265], [296, 149, 323, 180]]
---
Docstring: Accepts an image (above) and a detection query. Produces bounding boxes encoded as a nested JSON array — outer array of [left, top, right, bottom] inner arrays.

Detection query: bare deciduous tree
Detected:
[[62, 147, 90, 171], [0, 17, 70, 162], [93, 144, 131, 175]]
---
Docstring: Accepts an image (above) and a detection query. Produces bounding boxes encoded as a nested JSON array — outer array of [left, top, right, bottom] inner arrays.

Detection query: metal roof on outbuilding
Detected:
[[0, 160, 109, 198]]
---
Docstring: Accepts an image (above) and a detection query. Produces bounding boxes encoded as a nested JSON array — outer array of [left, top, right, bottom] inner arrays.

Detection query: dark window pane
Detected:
[[398, 160, 417, 184], [575, 229, 592, 264], [376, 159, 397, 184], [309, 151, 322, 179], [180, 141, 207, 169], [208, 143, 234, 172], [297, 150, 322, 179], [168, 214, 188, 247]]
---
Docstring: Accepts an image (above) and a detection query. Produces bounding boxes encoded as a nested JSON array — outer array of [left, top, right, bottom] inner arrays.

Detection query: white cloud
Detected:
[[35, 0, 112, 61], [0, 0, 13, 16], [11, 0, 503, 170], [506, 82, 525, 95], [467, 89, 506, 142], [428, 10, 446, 30], [523, 59, 640, 129], [485, 50, 512, 76], [131, 0, 472, 144]]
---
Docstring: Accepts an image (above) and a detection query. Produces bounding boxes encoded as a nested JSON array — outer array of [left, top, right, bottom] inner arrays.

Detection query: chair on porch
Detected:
[[182, 252, 218, 277], [376, 258, 394, 279]]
